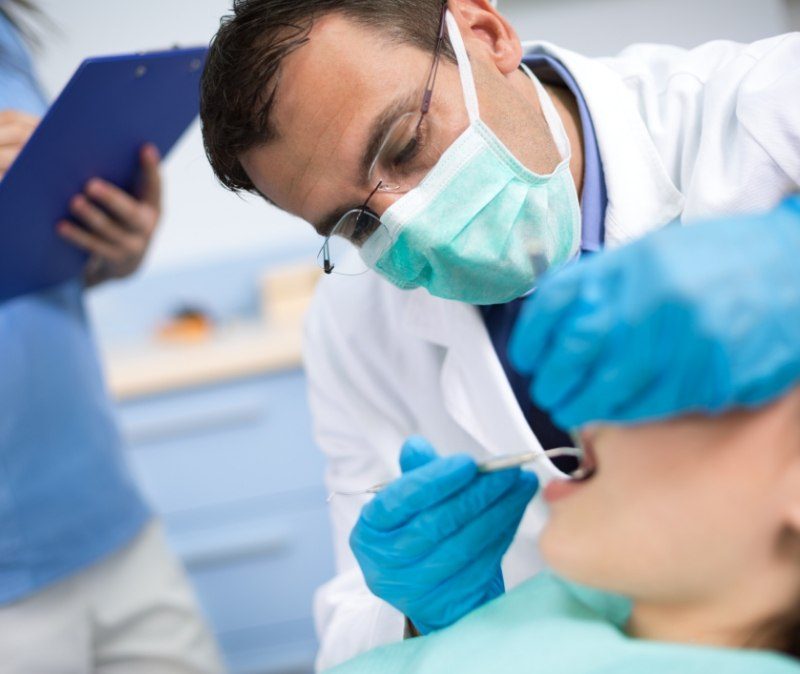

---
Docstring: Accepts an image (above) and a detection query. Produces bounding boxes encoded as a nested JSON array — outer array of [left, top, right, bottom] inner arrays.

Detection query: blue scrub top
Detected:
[[480, 54, 608, 453], [0, 12, 149, 604]]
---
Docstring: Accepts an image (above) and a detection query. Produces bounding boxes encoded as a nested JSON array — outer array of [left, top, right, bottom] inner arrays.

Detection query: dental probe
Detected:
[[327, 446, 584, 501]]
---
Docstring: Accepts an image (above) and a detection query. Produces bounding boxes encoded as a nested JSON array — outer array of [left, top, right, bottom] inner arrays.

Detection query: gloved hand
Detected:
[[510, 195, 800, 428], [350, 436, 539, 635]]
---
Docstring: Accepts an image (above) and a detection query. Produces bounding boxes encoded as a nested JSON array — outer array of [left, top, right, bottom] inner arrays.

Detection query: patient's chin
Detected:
[[539, 520, 598, 584], [539, 515, 626, 591]]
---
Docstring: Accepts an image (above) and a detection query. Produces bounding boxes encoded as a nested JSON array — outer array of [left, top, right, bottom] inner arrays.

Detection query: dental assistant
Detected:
[[198, 0, 800, 668], [0, 3, 222, 670]]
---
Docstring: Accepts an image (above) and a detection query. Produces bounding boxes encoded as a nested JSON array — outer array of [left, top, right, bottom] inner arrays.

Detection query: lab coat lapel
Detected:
[[403, 289, 543, 458], [523, 41, 686, 246], [399, 46, 686, 458]]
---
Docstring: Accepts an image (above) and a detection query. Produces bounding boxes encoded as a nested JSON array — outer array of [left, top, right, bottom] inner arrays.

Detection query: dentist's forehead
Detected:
[[242, 14, 429, 222]]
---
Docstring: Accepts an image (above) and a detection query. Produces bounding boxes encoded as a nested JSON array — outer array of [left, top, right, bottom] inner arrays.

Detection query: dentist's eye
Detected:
[[390, 118, 430, 170], [393, 134, 421, 167], [370, 111, 439, 192]]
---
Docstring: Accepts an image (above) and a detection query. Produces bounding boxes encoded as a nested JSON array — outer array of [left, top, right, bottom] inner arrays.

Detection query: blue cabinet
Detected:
[[116, 368, 335, 674]]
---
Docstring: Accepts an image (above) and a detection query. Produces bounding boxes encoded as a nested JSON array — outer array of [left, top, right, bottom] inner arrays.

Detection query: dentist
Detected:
[[199, 0, 800, 667]]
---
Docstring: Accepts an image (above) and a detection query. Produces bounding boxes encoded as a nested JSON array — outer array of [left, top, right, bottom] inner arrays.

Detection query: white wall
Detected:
[[500, 0, 793, 55], [29, 0, 796, 274]]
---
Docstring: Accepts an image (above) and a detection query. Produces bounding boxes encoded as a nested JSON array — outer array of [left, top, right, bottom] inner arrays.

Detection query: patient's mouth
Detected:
[[571, 430, 598, 481], [543, 432, 597, 503]]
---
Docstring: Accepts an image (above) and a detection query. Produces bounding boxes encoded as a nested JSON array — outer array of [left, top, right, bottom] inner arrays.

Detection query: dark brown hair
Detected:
[[200, 0, 452, 195], [745, 528, 800, 658]]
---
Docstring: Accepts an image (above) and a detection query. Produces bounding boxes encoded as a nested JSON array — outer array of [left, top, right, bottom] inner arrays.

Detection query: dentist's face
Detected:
[[239, 6, 560, 241]]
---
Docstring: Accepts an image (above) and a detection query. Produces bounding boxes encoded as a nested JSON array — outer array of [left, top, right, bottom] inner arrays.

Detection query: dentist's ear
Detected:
[[449, 0, 523, 76]]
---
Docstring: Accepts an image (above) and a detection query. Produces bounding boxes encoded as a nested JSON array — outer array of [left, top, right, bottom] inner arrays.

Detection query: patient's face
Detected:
[[540, 390, 800, 604]]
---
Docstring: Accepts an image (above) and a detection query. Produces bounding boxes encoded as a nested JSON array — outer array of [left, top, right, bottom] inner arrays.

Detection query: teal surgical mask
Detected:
[[360, 11, 581, 305]]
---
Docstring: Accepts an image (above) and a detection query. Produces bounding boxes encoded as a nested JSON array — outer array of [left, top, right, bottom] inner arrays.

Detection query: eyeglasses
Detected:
[[318, 0, 450, 276]]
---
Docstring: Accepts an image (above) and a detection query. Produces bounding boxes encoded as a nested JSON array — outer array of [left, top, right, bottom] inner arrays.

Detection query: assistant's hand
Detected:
[[58, 144, 162, 286], [0, 109, 39, 180], [349, 437, 539, 635], [510, 195, 800, 428]]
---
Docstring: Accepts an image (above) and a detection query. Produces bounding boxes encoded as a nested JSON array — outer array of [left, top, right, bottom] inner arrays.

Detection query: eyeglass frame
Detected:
[[319, 0, 450, 275]]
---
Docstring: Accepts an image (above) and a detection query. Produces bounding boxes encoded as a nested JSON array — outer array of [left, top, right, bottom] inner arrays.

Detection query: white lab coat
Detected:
[[306, 34, 800, 671]]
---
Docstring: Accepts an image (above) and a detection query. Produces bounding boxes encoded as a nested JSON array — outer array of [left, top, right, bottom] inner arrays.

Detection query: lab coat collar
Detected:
[[402, 289, 553, 470], [522, 41, 686, 245]]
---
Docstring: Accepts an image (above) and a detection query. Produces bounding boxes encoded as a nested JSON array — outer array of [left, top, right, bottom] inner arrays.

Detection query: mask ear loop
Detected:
[[518, 61, 572, 162], [445, 10, 480, 124]]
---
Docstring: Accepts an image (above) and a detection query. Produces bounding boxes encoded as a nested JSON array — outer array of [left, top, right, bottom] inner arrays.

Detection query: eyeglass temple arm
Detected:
[[421, 1, 449, 116], [322, 240, 334, 274]]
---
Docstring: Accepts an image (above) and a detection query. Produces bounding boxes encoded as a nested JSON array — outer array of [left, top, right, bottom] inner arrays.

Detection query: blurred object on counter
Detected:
[[260, 262, 321, 326], [106, 321, 303, 401], [157, 305, 214, 344]]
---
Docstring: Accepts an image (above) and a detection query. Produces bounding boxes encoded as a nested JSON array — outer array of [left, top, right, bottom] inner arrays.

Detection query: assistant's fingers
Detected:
[[0, 147, 19, 173], [0, 120, 36, 148], [84, 179, 152, 233], [0, 109, 40, 127], [69, 194, 136, 246], [139, 144, 162, 209], [57, 221, 125, 262], [361, 455, 477, 531]]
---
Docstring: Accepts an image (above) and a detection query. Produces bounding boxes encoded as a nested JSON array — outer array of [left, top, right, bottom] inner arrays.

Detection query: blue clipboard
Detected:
[[0, 46, 207, 303]]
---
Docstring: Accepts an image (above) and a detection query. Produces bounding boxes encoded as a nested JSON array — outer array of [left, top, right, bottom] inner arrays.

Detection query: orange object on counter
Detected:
[[157, 308, 213, 344]]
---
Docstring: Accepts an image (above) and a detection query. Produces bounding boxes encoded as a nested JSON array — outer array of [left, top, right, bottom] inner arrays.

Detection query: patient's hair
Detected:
[[773, 602, 800, 658], [751, 528, 800, 658], [200, 0, 453, 195]]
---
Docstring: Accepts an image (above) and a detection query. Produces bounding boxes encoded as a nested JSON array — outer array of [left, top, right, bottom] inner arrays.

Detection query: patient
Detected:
[[327, 389, 800, 673]]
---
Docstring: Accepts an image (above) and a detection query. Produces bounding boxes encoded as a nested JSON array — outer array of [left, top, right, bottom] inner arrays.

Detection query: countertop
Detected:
[[102, 319, 304, 401]]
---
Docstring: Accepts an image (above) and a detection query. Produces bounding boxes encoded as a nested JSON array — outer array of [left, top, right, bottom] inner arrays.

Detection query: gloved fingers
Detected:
[[399, 436, 439, 473], [360, 454, 477, 531], [530, 304, 614, 413], [550, 308, 670, 426], [410, 555, 506, 634], [601, 329, 717, 423], [410, 498, 530, 633], [414, 473, 538, 580], [485, 565, 506, 598], [350, 469, 534, 570], [399, 468, 529, 556], [509, 264, 586, 375]]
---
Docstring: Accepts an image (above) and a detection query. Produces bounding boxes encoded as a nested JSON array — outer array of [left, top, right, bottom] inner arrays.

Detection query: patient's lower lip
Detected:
[[543, 479, 583, 503]]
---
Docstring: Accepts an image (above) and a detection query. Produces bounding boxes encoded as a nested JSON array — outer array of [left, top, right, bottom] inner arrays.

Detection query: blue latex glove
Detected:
[[510, 195, 800, 428], [350, 437, 539, 635]]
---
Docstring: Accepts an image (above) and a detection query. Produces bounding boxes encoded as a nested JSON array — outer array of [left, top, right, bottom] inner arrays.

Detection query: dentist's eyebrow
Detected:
[[360, 89, 420, 180], [315, 90, 421, 238]]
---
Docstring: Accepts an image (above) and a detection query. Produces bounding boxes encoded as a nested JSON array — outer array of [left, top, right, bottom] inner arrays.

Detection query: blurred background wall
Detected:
[[31, 0, 800, 278]]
